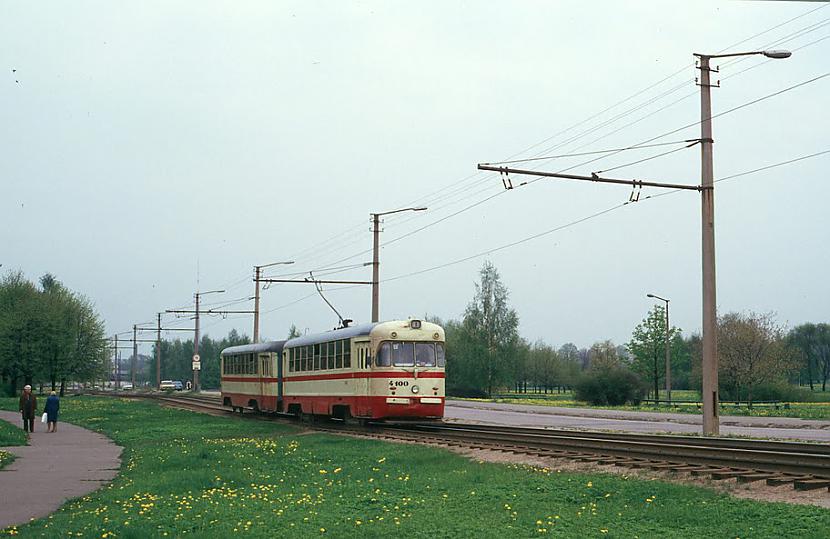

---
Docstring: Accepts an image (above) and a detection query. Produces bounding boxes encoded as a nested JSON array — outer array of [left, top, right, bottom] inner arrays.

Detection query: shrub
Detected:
[[743, 382, 813, 403], [574, 366, 646, 406], [447, 386, 489, 399]]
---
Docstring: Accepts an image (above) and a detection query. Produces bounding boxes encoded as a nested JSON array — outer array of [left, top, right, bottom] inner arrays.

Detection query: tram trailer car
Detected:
[[220, 319, 446, 421]]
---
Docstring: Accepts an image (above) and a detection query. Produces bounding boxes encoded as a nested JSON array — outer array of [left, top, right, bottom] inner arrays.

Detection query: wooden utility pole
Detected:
[[132, 325, 138, 388], [194, 292, 201, 391], [113, 334, 119, 389], [253, 261, 294, 342], [371, 212, 380, 322], [156, 313, 161, 389], [369, 207, 427, 322], [254, 265, 262, 342]]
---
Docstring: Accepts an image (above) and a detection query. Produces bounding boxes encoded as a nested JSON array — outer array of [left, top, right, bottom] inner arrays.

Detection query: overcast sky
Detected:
[[2, 1, 828, 355]]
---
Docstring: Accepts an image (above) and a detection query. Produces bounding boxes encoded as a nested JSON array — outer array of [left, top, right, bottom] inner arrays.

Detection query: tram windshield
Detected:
[[377, 341, 445, 368]]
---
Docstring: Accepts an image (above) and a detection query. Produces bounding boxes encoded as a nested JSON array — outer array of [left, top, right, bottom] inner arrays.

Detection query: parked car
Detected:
[[160, 380, 176, 390], [173, 380, 184, 391], [121, 382, 133, 390]]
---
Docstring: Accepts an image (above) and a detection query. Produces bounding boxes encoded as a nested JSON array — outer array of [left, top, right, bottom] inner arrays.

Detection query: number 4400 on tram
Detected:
[[220, 319, 446, 422]]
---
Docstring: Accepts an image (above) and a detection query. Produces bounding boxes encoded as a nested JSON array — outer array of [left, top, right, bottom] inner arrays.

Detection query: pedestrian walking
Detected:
[[44, 391, 60, 433], [18, 385, 37, 433]]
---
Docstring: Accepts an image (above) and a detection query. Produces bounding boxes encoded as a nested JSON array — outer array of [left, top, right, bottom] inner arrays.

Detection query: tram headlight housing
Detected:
[[411, 385, 420, 394]]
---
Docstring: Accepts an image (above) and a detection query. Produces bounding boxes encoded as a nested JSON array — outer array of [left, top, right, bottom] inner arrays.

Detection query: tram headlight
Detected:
[[411, 385, 420, 394]]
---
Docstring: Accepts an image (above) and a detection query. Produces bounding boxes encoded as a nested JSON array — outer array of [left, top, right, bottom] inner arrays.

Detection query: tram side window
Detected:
[[334, 340, 342, 369], [377, 342, 391, 367], [343, 340, 351, 368], [437, 343, 446, 367], [313, 344, 320, 371], [415, 343, 436, 367]]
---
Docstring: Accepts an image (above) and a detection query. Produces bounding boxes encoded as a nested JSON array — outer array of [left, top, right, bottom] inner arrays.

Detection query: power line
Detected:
[[382, 149, 830, 284], [285, 15, 830, 274], [482, 139, 698, 166], [594, 140, 699, 175]]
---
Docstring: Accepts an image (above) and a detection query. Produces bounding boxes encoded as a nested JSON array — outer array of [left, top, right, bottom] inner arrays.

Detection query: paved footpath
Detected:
[[0, 411, 122, 530]]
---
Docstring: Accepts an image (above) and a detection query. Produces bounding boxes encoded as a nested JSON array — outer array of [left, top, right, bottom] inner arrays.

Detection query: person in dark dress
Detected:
[[18, 385, 37, 433], [44, 391, 60, 433]]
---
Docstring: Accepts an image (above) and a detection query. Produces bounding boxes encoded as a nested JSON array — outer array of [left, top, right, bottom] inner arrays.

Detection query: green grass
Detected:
[[0, 417, 27, 447], [0, 396, 828, 538], [0, 450, 15, 471], [465, 389, 830, 420]]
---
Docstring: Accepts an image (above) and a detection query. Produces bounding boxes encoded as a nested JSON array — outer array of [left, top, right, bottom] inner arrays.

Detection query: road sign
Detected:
[[192, 354, 201, 363], [192, 361, 201, 370]]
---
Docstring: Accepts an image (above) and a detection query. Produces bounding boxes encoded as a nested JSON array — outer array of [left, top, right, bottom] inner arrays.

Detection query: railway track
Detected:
[[105, 391, 830, 492]]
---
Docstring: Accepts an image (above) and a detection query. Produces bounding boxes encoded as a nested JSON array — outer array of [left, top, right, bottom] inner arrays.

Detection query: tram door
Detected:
[[353, 339, 371, 417], [258, 353, 268, 411]]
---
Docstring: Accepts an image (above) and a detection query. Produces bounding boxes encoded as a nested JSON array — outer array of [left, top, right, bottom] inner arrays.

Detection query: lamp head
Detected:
[[763, 50, 791, 59], [646, 294, 655, 298]]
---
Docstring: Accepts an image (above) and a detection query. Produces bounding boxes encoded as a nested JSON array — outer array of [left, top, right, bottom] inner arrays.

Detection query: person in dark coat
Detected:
[[44, 391, 60, 433], [18, 385, 37, 433]]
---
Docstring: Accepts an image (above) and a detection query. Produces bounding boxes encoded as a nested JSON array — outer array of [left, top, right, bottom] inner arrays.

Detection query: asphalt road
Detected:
[[444, 400, 830, 442]]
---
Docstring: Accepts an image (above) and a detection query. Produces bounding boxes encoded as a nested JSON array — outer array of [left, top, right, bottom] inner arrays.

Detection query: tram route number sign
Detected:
[[192, 354, 201, 370]]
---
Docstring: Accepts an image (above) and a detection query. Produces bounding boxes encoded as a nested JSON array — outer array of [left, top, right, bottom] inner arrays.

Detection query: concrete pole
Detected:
[[371, 213, 381, 323], [194, 292, 200, 392], [253, 266, 261, 342], [156, 313, 162, 389], [664, 300, 671, 403], [699, 55, 719, 436], [132, 325, 137, 388]]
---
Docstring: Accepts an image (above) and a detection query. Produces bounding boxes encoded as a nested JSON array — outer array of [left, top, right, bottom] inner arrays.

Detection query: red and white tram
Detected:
[[220, 319, 445, 421]]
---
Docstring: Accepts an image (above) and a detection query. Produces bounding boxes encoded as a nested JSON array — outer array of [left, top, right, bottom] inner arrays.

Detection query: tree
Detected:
[[0, 271, 108, 395], [459, 261, 520, 396], [627, 305, 682, 400], [287, 325, 302, 339], [718, 312, 798, 404], [788, 323, 830, 391], [588, 340, 619, 371]]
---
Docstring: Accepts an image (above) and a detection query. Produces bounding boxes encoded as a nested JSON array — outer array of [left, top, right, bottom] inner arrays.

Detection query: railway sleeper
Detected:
[[766, 476, 812, 487], [709, 470, 753, 481], [673, 465, 717, 473], [735, 473, 779, 484], [690, 467, 731, 477], [647, 462, 681, 471], [628, 461, 660, 469], [793, 478, 830, 491]]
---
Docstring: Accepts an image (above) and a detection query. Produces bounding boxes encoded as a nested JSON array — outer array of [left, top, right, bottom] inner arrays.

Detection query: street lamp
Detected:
[[253, 260, 295, 343], [370, 207, 427, 322], [647, 293, 671, 404], [694, 48, 790, 435], [194, 289, 224, 391]]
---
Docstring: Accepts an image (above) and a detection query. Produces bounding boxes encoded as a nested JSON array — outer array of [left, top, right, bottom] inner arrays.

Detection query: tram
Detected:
[[220, 319, 445, 421]]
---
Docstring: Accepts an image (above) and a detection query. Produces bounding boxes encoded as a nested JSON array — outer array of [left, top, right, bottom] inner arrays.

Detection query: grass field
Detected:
[[0, 417, 27, 447], [0, 417, 25, 473], [0, 396, 828, 538], [471, 389, 830, 420]]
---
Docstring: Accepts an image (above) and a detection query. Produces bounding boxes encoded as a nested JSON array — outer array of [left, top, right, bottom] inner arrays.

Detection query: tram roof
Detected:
[[220, 341, 286, 356], [285, 322, 378, 348]]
